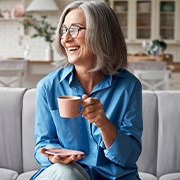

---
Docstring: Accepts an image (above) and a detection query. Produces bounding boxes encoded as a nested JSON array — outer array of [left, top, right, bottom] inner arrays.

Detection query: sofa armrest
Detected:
[[0, 87, 27, 174]]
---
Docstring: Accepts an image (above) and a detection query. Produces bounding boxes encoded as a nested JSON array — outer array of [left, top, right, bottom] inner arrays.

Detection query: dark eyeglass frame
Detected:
[[59, 25, 86, 39]]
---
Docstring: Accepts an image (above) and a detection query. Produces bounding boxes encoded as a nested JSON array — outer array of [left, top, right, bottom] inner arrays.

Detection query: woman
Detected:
[[31, 1, 143, 179]]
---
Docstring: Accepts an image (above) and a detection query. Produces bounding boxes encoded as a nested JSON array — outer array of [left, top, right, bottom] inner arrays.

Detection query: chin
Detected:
[[67, 58, 79, 64]]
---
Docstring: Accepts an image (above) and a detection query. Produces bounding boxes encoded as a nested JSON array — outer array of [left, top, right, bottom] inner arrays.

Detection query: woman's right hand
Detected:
[[40, 148, 85, 164]]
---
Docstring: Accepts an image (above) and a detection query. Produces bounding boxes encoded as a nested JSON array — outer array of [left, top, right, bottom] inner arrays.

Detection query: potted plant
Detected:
[[142, 39, 167, 58], [22, 15, 56, 61]]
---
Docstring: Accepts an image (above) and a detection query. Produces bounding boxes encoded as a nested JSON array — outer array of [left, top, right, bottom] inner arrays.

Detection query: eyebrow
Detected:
[[61, 23, 85, 28]]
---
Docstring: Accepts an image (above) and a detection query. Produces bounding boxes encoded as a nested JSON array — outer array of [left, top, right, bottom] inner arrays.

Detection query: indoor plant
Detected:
[[142, 39, 167, 57], [22, 15, 56, 61]]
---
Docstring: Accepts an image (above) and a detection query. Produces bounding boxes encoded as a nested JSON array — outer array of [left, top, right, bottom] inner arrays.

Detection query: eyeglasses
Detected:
[[59, 25, 86, 39]]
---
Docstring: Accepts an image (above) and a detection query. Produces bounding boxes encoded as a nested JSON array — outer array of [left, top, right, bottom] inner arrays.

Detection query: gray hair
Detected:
[[54, 0, 127, 75]]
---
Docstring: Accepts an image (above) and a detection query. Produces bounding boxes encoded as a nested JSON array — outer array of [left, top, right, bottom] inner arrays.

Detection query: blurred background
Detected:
[[0, 0, 180, 89]]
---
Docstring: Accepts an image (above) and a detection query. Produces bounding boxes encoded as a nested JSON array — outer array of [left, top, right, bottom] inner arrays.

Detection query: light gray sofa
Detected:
[[0, 87, 180, 180]]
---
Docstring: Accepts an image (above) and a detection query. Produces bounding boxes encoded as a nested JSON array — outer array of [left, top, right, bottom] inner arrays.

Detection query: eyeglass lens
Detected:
[[60, 25, 79, 38]]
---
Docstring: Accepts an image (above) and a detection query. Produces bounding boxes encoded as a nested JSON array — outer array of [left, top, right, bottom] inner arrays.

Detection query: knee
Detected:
[[55, 163, 76, 176], [51, 163, 90, 180]]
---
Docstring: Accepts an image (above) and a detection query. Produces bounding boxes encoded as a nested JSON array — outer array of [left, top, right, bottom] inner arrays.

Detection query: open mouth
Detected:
[[68, 46, 80, 52]]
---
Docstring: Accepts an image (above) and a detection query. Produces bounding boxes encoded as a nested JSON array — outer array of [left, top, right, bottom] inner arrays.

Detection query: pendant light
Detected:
[[26, 0, 59, 12]]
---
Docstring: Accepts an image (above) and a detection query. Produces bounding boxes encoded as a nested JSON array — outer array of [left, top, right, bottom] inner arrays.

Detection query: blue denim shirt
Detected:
[[31, 65, 143, 180]]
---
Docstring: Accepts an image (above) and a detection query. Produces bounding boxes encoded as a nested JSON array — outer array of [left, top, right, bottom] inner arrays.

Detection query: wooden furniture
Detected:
[[127, 61, 167, 74], [0, 60, 60, 88], [27, 60, 56, 75], [134, 70, 170, 90], [167, 61, 180, 73], [0, 60, 27, 87], [110, 0, 180, 43], [24, 60, 59, 88], [127, 60, 180, 90], [128, 55, 157, 62]]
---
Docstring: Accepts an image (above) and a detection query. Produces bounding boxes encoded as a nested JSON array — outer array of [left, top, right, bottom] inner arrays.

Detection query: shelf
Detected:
[[0, 17, 24, 21], [160, 12, 175, 14], [114, 11, 127, 14], [137, 12, 151, 14], [137, 26, 151, 29], [167, 62, 180, 73]]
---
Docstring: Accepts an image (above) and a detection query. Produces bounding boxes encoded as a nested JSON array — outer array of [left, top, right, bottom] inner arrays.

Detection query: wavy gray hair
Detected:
[[54, 0, 127, 75]]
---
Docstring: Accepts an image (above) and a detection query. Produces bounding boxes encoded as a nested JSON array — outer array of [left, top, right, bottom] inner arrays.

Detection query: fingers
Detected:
[[40, 148, 85, 164], [81, 95, 107, 127], [55, 154, 85, 164], [82, 95, 99, 109], [82, 94, 89, 100], [40, 148, 46, 154], [71, 154, 85, 163], [40, 148, 49, 157]]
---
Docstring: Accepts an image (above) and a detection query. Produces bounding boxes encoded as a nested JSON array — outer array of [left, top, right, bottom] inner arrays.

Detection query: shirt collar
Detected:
[[59, 65, 127, 83], [59, 65, 74, 83]]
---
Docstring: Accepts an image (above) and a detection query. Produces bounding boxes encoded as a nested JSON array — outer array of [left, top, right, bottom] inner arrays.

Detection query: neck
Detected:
[[74, 68, 105, 95]]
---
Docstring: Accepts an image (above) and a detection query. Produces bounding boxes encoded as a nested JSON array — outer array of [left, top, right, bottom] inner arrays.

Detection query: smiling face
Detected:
[[60, 8, 96, 68]]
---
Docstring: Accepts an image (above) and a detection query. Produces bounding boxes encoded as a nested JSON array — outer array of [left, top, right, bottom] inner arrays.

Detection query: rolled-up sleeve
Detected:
[[103, 80, 143, 167]]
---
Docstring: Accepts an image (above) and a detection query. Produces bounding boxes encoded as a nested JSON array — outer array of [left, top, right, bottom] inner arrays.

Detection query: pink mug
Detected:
[[57, 96, 81, 118]]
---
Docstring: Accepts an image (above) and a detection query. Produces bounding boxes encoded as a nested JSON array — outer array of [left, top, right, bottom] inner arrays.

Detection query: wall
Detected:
[[0, 0, 180, 61]]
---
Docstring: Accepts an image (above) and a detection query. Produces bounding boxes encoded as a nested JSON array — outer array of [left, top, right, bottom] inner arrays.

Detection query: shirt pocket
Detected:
[[50, 109, 90, 151]]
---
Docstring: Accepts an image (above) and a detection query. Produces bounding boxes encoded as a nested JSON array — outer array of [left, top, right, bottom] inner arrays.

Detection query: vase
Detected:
[[45, 43, 53, 61]]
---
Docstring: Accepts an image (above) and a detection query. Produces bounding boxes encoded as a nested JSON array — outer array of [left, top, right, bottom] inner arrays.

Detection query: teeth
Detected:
[[68, 47, 79, 51]]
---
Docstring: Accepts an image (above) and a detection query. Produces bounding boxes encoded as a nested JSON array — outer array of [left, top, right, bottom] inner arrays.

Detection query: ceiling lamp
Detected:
[[26, 0, 59, 12]]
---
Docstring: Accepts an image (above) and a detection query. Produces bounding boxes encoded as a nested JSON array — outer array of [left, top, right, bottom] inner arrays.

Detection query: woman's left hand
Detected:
[[40, 148, 85, 164], [82, 94, 108, 128]]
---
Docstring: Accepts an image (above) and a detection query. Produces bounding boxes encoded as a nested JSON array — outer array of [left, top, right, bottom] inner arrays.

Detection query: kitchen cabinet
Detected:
[[156, 0, 179, 42], [110, 0, 180, 43], [135, 0, 154, 40], [110, 1, 129, 39]]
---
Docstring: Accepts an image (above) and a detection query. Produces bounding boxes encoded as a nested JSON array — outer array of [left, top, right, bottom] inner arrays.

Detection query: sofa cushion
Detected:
[[139, 172, 158, 180], [155, 91, 180, 178], [0, 167, 18, 180], [137, 91, 158, 176], [159, 172, 180, 180], [0, 87, 26, 174], [16, 170, 37, 180], [22, 89, 40, 172]]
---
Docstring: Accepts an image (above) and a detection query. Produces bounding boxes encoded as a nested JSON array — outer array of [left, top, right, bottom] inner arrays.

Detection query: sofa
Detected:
[[0, 87, 180, 180]]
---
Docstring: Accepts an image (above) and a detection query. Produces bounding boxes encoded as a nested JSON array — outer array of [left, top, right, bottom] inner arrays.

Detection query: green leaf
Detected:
[[21, 15, 56, 43]]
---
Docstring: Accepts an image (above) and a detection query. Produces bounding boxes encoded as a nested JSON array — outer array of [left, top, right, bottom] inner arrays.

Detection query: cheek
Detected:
[[78, 32, 86, 44], [80, 39, 87, 52], [81, 37, 86, 45]]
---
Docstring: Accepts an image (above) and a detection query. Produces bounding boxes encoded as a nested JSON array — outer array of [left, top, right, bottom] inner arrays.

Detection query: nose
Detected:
[[62, 31, 73, 41]]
